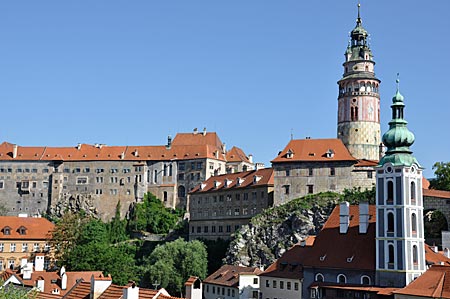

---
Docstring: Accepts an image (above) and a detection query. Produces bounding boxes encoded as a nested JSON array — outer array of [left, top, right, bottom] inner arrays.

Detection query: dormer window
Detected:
[[214, 181, 221, 189], [3, 226, 11, 235], [18, 226, 27, 235], [325, 149, 335, 158], [200, 183, 207, 190], [253, 175, 262, 184], [225, 179, 233, 187], [286, 149, 294, 159], [237, 178, 244, 186]]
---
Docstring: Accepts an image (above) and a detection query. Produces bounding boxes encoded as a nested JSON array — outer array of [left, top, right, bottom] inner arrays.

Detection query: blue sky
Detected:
[[0, 1, 448, 178]]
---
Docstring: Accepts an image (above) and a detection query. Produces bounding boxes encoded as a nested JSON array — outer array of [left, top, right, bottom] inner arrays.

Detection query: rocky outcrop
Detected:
[[224, 193, 340, 267], [49, 193, 100, 218]]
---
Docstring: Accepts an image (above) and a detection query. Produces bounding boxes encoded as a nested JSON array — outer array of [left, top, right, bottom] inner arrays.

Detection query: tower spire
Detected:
[[357, 1, 362, 25]]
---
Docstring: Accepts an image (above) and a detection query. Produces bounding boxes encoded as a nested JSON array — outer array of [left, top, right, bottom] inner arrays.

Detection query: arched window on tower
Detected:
[[388, 244, 395, 268], [337, 274, 347, 284], [411, 181, 416, 204], [163, 165, 167, 176], [355, 106, 359, 120], [351, 107, 355, 121], [412, 245, 418, 265], [154, 170, 158, 184], [178, 185, 186, 198], [361, 275, 371, 285], [163, 191, 168, 202], [387, 212, 395, 236], [387, 181, 394, 204], [411, 213, 417, 236], [169, 164, 173, 176]]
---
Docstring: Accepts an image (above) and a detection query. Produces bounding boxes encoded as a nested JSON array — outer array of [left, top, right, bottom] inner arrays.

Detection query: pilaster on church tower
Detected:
[[337, 3, 381, 161], [375, 79, 426, 287]]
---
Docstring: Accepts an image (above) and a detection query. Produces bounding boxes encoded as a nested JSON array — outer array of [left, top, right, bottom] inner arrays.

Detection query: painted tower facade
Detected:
[[337, 4, 381, 161], [375, 81, 426, 287]]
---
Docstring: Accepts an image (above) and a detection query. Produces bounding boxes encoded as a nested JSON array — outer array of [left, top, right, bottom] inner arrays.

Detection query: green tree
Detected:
[[109, 201, 128, 243], [340, 186, 376, 204], [430, 162, 450, 191], [0, 281, 37, 298], [144, 238, 207, 296], [49, 212, 89, 264]]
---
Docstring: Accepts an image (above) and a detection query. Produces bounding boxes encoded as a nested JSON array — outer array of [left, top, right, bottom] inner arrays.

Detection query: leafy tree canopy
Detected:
[[144, 238, 207, 296], [0, 282, 37, 298], [430, 162, 450, 191]]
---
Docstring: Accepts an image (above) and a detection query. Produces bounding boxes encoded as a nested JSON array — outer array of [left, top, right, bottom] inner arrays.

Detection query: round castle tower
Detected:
[[337, 3, 381, 161]]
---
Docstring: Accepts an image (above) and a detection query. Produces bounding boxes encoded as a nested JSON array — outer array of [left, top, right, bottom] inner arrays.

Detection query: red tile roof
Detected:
[[35, 293, 63, 299], [425, 245, 450, 266], [423, 177, 431, 189], [271, 139, 356, 163], [309, 282, 398, 296], [184, 276, 198, 286], [64, 281, 91, 299], [189, 168, 274, 194], [0, 132, 227, 162], [423, 188, 450, 199], [226, 146, 251, 163], [203, 265, 262, 287], [97, 283, 159, 299], [394, 265, 450, 298], [354, 159, 378, 167], [0, 216, 54, 240]]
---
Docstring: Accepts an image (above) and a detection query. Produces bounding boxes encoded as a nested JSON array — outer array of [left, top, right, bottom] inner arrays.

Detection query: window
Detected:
[[308, 168, 313, 176], [273, 280, 277, 288], [4, 227, 10, 235], [234, 208, 240, 216], [44, 244, 50, 252], [411, 181, 416, 203], [287, 281, 291, 290], [0, 260, 3, 271], [22, 243, 28, 252], [286, 169, 290, 176], [34, 243, 39, 252], [163, 191, 168, 202], [178, 186, 186, 197], [252, 291, 258, 299], [197, 162, 203, 170], [367, 171, 373, 179], [178, 173, 184, 180], [110, 189, 118, 195], [8, 259, 15, 269], [0, 243, 4, 252], [211, 226, 216, 233], [169, 165, 173, 176], [337, 274, 347, 284], [412, 245, 418, 265], [96, 168, 105, 173], [308, 185, 314, 194], [226, 225, 231, 233], [179, 163, 185, 171], [218, 226, 223, 233], [96, 177, 104, 183], [265, 280, 270, 287], [19, 227, 26, 235], [387, 181, 394, 203], [252, 191, 257, 200], [84, 167, 90, 173], [95, 189, 103, 195], [330, 167, 335, 176], [197, 227, 201, 233], [280, 281, 284, 289], [411, 213, 417, 234], [0, 181, 4, 189], [243, 193, 248, 200], [63, 168, 70, 173], [387, 212, 395, 234], [76, 177, 88, 185], [283, 185, 290, 195], [361, 275, 371, 285], [110, 177, 118, 183], [253, 277, 258, 285], [315, 273, 324, 282], [388, 244, 395, 265], [294, 282, 299, 291], [10, 243, 16, 252]]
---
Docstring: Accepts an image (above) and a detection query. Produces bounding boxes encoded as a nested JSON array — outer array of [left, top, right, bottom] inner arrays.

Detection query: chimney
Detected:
[[23, 262, 33, 280], [444, 248, 450, 258], [185, 277, 202, 299], [34, 254, 45, 272], [76, 143, 82, 150], [123, 282, 139, 299], [202, 127, 207, 136], [90, 274, 112, 299], [166, 135, 172, 149], [300, 239, 306, 247], [432, 245, 439, 253], [20, 258, 28, 273], [193, 128, 198, 135], [248, 154, 253, 163], [60, 266, 67, 290], [339, 202, 350, 234], [13, 144, 18, 158], [36, 278, 45, 292], [359, 202, 369, 234]]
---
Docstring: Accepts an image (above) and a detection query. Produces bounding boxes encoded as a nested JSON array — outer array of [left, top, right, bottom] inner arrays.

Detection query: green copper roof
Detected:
[[379, 79, 420, 167]]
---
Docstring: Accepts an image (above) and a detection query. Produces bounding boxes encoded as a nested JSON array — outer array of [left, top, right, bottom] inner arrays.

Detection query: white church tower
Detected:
[[375, 79, 426, 287]]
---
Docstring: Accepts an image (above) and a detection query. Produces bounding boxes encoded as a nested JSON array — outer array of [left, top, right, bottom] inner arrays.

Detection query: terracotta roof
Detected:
[[423, 177, 431, 189], [354, 159, 378, 167], [203, 265, 262, 288], [423, 188, 450, 199], [394, 265, 450, 298], [309, 282, 398, 295], [271, 138, 356, 163], [35, 293, 63, 299], [97, 283, 160, 299], [171, 132, 223, 147], [64, 281, 91, 299], [189, 168, 274, 194], [226, 146, 251, 163], [425, 244, 450, 266], [0, 216, 54, 240], [0, 132, 227, 162], [19, 270, 103, 296]]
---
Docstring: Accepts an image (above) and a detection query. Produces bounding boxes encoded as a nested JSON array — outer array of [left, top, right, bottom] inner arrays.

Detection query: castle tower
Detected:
[[337, 3, 381, 161], [375, 79, 426, 287]]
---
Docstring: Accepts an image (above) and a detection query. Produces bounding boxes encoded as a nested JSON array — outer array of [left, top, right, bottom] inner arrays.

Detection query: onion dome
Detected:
[[379, 78, 420, 167]]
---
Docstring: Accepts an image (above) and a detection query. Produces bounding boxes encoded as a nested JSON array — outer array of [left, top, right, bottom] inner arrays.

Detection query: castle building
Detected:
[[0, 130, 254, 220], [375, 81, 426, 287], [188, 168, 273, 240], [337, 3, 381, 161], [271, 4, 379, 205]]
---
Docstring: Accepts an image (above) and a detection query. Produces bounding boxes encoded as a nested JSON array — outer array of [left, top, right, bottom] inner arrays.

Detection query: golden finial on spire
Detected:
[[357, 1, 362, 25]]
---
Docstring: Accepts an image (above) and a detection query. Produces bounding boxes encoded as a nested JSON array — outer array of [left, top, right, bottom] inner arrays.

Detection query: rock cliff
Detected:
[[224, 192, 341, 267]]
